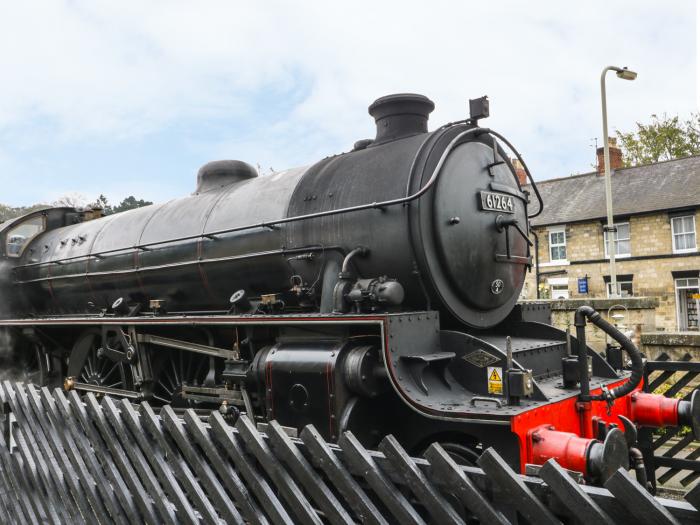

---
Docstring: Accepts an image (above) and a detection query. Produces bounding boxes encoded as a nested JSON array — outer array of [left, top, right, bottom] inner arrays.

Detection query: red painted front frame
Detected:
[[511, 379, 635, 473]]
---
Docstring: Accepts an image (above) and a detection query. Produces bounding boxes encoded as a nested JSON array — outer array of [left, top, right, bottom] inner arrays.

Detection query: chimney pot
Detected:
[[597, 137, 623, 175], [368, 93, 434, 145]]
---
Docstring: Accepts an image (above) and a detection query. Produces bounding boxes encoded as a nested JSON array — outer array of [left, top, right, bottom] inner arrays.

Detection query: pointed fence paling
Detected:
[[0, 381, 696, 524]]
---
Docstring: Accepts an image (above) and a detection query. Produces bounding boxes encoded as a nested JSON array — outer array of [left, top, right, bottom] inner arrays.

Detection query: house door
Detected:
[[675, 278, 699, 331]]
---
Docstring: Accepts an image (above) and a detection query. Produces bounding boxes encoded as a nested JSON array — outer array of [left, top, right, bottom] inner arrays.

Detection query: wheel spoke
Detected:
[[85, 355, 94, 377], [164, 371, 178, 391], [171, 358, 180, 385], [99, 356, 110, 376], [104, 362, 119, 381], [159, 366, 174, 388]]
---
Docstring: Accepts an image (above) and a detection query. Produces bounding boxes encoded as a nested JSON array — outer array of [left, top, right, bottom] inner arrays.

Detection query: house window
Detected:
[[604, 274, 634, 298], [548, 227, 567, 262], [606, 281, 634, 298], [550, 284, 569, 299], [604, 222, 631, 258], [671, 215, 697, 253], [547, 277, 569, 299]]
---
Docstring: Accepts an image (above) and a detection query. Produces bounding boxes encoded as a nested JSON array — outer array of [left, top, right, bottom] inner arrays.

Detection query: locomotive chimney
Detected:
[[368, 93, 435, 145], [596, 137, 623, 175]]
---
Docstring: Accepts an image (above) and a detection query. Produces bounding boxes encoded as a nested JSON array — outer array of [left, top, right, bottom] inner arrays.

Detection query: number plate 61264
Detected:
[[479, 191, 515, 214]]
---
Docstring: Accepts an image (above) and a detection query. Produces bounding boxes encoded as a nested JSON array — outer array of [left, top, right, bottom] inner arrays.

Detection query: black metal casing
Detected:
[[7, 94, 529, 330]]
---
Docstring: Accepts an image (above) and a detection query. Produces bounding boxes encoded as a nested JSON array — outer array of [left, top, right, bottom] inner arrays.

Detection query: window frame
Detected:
[[603, 221, 631, 259], [548, 226, 567, 263], [5, 215, 46, 258], [606, 280, 634, 298], [671, 215, 697, 254]]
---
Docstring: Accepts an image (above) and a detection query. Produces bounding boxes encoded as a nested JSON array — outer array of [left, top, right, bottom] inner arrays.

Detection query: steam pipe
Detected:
[[333, 246, 370, 313], [629, 447, 648, 490], [574, 306, 644, 402], [341, 246, 369, 274], [574, 312, 591, 399]]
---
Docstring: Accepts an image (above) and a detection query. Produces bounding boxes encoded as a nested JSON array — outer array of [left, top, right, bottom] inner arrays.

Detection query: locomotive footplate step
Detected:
[[0, 381, 697, 524], [400, 352, 455, 394]]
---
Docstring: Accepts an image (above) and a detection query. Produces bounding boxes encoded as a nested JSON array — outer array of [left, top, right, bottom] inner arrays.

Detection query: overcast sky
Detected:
[[0, 1, 695, 206]]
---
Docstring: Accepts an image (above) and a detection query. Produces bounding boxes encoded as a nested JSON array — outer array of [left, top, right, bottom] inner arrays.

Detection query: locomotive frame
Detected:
[[0, 308, 631, 473]]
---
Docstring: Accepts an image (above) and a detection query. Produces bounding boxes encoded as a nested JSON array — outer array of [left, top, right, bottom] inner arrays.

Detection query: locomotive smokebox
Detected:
[[368, 93, 435, 145]]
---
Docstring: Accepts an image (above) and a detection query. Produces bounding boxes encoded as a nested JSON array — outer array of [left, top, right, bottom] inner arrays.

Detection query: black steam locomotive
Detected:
[[1, 94, 697, 483]]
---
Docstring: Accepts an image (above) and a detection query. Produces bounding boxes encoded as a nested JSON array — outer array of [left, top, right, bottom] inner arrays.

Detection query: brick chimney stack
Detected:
[[596, 137, 623, 175], [511, 158, 527, 186]]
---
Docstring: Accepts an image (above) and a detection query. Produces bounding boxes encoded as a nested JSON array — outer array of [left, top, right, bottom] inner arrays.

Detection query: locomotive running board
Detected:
[[0, 381, 696, 524], [0, 312, 640, 424]]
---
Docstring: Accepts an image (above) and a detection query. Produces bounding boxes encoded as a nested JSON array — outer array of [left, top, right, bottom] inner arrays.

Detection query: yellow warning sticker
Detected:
[[487, 366, 503, 395], [691, 293, 700, 300]]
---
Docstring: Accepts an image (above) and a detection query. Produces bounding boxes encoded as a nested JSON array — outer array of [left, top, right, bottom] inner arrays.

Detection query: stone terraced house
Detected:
[[522, 141, 700, 333]]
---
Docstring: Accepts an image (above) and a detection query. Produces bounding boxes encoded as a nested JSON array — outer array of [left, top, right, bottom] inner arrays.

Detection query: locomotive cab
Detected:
[[0, 207, 101, 315], [1, 212, 47, 259], [0, 206, 95, 261]]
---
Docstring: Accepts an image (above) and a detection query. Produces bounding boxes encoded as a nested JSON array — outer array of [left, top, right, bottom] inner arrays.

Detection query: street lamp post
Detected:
[[600, 65, 637, 297]]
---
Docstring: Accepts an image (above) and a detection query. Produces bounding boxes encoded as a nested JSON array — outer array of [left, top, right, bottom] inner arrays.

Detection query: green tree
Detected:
[[616, 113, 700, 167], [111, 196, 153, 214], [92, 195, 151, 215]]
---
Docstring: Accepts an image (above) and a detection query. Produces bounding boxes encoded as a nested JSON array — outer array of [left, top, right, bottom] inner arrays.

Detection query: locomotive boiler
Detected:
[[0, 93, 697, 486]]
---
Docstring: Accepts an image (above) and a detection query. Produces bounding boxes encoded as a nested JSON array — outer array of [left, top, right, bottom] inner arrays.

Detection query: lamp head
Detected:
[[616, 67, 637, 81]]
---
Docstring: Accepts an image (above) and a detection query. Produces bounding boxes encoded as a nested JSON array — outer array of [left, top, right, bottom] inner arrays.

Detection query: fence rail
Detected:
[[0, 381, 697, 524], [641, 352, 700, 492]]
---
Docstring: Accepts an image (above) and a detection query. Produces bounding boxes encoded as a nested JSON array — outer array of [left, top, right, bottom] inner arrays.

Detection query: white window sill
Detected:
[[604, 254, 631, 259], [539, 260, 569, 267], [673, 248, 698, 255]]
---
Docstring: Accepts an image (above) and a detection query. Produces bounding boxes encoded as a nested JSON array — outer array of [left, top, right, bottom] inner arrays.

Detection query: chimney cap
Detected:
[[368, 93, 435, 121]]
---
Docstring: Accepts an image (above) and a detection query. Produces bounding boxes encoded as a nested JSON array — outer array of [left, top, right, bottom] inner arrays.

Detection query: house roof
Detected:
[[526, 155, 700, 227]]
